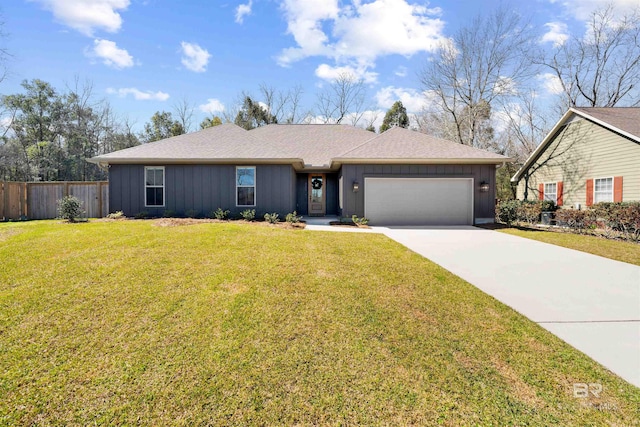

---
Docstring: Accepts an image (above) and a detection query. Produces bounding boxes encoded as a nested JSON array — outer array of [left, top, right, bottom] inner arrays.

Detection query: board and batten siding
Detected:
[[517, 116, 640, 207], [340, 163, 497, 222], [109, 164, 296, 217]]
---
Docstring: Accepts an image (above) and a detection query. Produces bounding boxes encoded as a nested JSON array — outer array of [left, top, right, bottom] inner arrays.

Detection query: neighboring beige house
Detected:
[[511, 107, 640, 209]]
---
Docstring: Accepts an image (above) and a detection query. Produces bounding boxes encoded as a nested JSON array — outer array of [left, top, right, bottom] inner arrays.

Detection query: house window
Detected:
[[236, 166, 256, 206], [544, 183, 557, 203], [145, 167, 164, 207], [338, 176, 343, 210], [594, 177, 613, 203]]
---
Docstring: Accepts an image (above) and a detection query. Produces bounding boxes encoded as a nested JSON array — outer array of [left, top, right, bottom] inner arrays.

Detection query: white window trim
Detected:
[[144, 166, 165, 208], [236, 166, 256, 207], [594, 176, 614, 204], [543, 182, 557, 203]]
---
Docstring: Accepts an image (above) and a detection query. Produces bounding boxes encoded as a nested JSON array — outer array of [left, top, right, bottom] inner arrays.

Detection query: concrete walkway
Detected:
[[381, 226, 640, 388]]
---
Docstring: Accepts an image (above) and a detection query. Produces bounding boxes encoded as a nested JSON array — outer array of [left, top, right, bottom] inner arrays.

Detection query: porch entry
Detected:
[[308, 174, 326, 216]]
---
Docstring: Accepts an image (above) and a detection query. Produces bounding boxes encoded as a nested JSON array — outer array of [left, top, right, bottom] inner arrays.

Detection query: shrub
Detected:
[[107, 211, 125, 220], [185, 209, 200, 219], [264, 212, 280, 224], [211, 208, 230, 220], [162, 210, 177, 218], [285, 211, 302, 224], [518, 201, 542, 225], [495, 200, 520, 225], [240, 209, 256, 221], [134, 211, 149, 219], [539, 199, 557, 212], [57, 196, 85, 222], [351, 215, 369, 226]]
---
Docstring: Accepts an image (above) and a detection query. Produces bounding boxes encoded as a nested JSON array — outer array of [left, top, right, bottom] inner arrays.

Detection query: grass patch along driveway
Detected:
[[1, 220, 638, 425], [497, 227, 640, 266]]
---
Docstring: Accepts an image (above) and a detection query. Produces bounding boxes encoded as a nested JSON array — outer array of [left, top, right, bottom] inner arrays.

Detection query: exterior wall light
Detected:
[[479, 181, 490, 192], [352, 181, 360, 192]]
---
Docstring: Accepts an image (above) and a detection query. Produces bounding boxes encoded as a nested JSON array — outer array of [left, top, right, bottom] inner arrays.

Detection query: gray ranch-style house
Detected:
[[89, 123, 509, 226]]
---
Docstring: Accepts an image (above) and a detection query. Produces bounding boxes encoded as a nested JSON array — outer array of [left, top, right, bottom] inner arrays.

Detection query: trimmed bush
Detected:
[[264, 213, 280, 224], [57, 196, 85, 222], [240, 209, 256, 221], [285, 211, 302, 224], [162, 210, 177, 218], [185, 209, 200, 219], [211, 208, 230, 220], [107, 211, 125, 220]]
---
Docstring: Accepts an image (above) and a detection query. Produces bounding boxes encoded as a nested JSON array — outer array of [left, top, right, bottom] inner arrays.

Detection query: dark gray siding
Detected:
[[340, 164, 497, 222], [295, 174, 308, 215], [109, 164, 296, 217], [325, 173, 339, 215]]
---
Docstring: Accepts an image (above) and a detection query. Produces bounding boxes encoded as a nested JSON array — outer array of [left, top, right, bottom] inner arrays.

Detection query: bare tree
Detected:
[[172, 96, 195, 133], [541, 5, 640, 109], [258, 83, 305, 124], [315, 73, 366, 125], [419, 6, 537, 148]]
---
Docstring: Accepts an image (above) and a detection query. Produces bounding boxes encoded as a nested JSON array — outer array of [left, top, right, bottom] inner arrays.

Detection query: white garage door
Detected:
[[364, 178, 473, 225]]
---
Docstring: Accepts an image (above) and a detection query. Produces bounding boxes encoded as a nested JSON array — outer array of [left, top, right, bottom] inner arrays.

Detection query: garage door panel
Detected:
[[364, 178, 473, 226]]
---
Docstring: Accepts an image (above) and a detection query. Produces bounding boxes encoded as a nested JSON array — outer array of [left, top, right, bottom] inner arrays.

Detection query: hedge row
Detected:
[[496, 200, 640, 242], [495, 200, 556, 226]]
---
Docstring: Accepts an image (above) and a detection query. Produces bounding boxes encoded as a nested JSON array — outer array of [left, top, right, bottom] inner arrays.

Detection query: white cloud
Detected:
[[86, 39, 134, 69], [180, 42, 211, 73], [537, 73, 565, 95], [394, 66, 408, 77], [106, 87, 170, 101], [199, 98, 225, 114], [31, 0, 130, 36], [541, 22, 569, 47], [555, 0, 639, 21], [235, 0, 253, 23], [375, 86, 431, 112], [277, 0, 446, 80], [315, 63, 378, 84]]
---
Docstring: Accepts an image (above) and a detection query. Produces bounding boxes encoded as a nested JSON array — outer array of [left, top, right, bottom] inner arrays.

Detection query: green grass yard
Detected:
[[0, 220, 638, 425], [497, 227, 640, 266]]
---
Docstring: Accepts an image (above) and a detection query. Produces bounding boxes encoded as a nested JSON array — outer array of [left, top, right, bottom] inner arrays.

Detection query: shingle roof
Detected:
[[573, 107, 640, 140], [89, 122, 509, 168], [92, 123, 298, 163], [335, 126, 509, 162], [249, 124, 375, 166]]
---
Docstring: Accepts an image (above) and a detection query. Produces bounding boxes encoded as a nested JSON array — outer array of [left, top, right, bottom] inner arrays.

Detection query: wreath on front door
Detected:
[[311, 178, 323, 190]]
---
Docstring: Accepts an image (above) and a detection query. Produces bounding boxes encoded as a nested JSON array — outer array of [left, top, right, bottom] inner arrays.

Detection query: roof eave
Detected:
[[332, 157, 511, 167], [510, 109, 577, 183], [87, 157, 304, 167]]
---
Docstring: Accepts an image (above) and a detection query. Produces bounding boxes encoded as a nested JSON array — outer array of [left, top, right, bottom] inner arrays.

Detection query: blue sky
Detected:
[[1, 0, 637, 131]]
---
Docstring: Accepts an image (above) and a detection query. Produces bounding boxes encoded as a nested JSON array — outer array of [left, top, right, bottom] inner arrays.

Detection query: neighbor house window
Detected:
[[236, 166, 256, 206], [544, 183, 557, 203], [145, 167, 165, 207], [594, 177, 613, 203]]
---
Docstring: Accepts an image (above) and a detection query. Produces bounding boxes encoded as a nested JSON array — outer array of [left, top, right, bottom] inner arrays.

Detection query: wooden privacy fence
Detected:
[[0, 181, 109, 220]]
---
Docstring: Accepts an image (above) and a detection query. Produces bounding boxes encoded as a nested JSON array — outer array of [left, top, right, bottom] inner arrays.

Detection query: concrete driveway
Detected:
[[380, 226, 640, 388]]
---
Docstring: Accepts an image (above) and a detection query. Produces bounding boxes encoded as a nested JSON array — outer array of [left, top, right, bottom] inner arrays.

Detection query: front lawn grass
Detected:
[[497, 227, 640, 266], [1, 220, 638, 425]]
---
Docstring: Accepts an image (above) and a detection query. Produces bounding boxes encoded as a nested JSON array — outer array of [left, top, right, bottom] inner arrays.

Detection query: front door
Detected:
[[308, 174, 326, 216]]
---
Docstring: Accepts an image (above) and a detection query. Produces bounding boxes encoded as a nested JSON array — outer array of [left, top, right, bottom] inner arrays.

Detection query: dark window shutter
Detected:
[[614, 176, 623, 202], [586, 179, 594, 206], [557, 181, 563, 206], [538, 183, 544, 201]]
